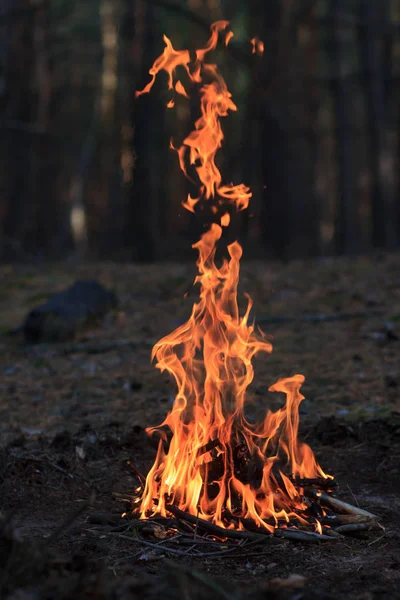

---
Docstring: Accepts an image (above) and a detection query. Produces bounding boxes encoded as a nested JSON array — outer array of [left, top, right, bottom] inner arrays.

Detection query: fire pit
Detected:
[[121, 21, 382, 548]]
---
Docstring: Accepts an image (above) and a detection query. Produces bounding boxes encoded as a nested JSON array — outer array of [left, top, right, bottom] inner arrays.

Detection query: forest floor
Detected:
[[0, 254, 400, 599]]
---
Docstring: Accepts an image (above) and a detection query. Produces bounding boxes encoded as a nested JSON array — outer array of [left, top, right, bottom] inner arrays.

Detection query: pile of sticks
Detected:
[[87, 469, 383, 559]]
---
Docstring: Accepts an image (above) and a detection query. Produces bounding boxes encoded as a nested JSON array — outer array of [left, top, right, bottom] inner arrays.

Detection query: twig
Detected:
[[127, 462, 146, 486], [109, 532, 209, 557], [112, 492, 133, 503], [274, 529, 335, 543], [193, 508, 200, 541], [23, 454, 73, 479], [335, 522, 383, 535], [368, 531, 387, 546], [196, 439, 221, 458], [322, 528, 344, 539], [290, 476, 337, 490], [336, 514, 377, 525], [13, 453, 74, 479], [346, 484, 360, 508], [304, 489, 379, 519]]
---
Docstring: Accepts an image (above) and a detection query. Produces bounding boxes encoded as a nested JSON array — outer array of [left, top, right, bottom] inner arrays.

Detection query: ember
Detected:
[[132, 21, 378, 540]]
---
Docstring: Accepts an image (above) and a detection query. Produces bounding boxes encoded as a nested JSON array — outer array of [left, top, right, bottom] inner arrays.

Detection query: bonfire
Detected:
[[131, 21, 379, 542]]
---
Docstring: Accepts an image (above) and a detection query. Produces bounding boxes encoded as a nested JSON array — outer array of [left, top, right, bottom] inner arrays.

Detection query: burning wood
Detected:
[[196, 439, 221, 459], [129, 20, 380, 541], [165, 504, 280, 543]]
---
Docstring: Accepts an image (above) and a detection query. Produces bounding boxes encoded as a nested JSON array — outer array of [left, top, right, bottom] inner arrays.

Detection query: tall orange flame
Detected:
[[136, 22, 329, 532]]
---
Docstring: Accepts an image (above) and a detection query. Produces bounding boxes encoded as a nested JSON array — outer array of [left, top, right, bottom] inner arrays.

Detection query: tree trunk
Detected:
[[126, 1, 168, 261], [254, 0, 320, 259], [361, 0, 397, 249], [84, 0, 121, 259], [331, 1, 358, 255], [1, 1, 73, 260], [1, 2, 35, 259], [29, 1, 73, 258], [248, 0, 290, 259]]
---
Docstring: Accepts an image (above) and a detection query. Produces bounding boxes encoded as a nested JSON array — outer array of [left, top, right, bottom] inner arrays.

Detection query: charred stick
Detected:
[[322, 528, 344, 539], [274, 529, 335, 543], [196, 439, 221, 457], [221, 509, 275, 534], [239, 518, 275, 535], [335, 523, 383, 535], [165, 504, 280, 543], [291, 477, 337, 490], [112, 492, 134, 504], [320, 516, 341, 527], [336, 514, 377, 525], [304, 489, 378, 519], [172, 518, 197, 534]]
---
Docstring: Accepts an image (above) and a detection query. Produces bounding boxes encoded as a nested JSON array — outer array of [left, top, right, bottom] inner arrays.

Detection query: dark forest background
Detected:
[[0, 0, 399, 262]]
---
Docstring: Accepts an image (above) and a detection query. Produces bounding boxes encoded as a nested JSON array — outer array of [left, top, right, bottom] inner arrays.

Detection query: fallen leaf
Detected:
[[75, 446, 86, 460]]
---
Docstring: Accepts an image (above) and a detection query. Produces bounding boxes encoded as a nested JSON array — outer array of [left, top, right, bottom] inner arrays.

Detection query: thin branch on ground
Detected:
[[335, 522, 384, 535], [107, 532, 222, 557], [14, 453, 73, 479], [275, 529, 334, 543], [166, 504, 280, 543]]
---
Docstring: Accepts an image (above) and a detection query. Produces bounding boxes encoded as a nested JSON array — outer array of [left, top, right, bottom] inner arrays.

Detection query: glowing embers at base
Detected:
[[135, 21, 331, 534]]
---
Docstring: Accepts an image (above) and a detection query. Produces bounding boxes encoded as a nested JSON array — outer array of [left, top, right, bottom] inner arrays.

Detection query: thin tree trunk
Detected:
[[294, 5, 321, 256], [0, 0, 14, 255], [361, 0, 397, 249], [2, 1, 73, 259], [255, 0, 320, 259], [85, 0, 120, 258], [115, 0, 137, 260], [331, 1, 358, 254], [29, 1, 69, 257], [126, 0, 155, 261], [2, 2, 35, 259], [127, 1, 168, 261], [249, 0, 291, 259]]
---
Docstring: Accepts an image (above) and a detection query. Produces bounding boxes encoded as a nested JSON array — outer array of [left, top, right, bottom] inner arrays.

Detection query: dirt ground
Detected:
[[1, 255, 400, 599]]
